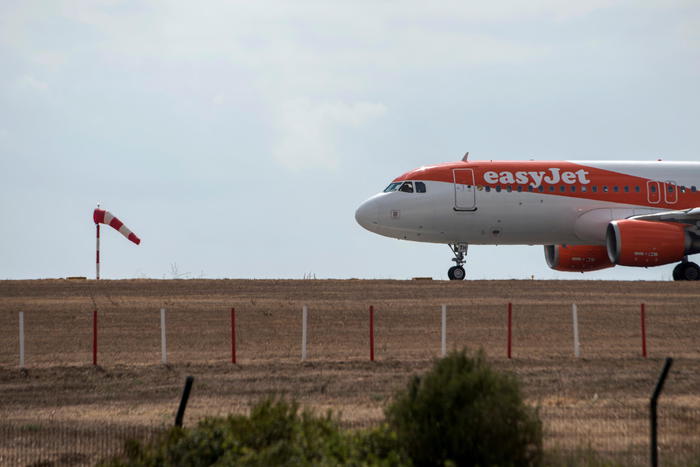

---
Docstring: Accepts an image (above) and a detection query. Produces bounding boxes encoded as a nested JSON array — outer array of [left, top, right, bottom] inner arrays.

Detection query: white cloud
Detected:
[[272, 98, 387, 170], [30, 50, 68, 69], [678, 17, 700, 45], [16, 74, 48, 93], [0, 1, 592, 69]]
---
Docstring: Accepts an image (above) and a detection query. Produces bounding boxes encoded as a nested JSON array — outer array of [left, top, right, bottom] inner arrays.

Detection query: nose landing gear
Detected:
[[447, 243, 468, 280], [673, 258, 700, 281]]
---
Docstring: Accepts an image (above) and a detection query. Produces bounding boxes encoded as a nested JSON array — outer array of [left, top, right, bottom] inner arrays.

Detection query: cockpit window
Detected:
[[384, 182, 402, 192], [385, 180, 425, 193]]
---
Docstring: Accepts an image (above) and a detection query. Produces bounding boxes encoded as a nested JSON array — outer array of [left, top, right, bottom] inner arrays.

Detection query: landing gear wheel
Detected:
[[679, 262, 700, 281], [448, 266, 466, 281], [447, 243, 468, 281], [673, 263, 684, 281]]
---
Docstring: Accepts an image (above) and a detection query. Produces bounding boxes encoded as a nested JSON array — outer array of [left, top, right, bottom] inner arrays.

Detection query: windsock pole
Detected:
[[96, 222, 100, 280], [96, 203, 101, 280]]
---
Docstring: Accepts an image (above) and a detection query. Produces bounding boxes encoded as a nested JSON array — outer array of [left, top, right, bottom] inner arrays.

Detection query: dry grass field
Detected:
[[1, 279, 699, 464]]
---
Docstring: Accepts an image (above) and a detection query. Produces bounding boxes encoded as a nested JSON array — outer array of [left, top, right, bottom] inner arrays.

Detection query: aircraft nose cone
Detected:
[[355, 198, 379, 231]]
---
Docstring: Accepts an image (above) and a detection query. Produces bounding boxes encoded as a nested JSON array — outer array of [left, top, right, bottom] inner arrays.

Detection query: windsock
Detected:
[[93, 209, 141, 245]]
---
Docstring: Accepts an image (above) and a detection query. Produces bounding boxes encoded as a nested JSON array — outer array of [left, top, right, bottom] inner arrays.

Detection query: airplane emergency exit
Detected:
[[355, 156, 700, 281]]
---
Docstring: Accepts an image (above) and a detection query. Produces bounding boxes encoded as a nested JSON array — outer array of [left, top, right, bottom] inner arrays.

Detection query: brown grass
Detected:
[[1, 279, 699, 464]]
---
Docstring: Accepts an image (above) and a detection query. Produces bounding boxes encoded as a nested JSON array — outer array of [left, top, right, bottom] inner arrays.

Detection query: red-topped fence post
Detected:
[[507, 302, 512, 359], [369, 305, 375, 362], [641, 303, 647, 358], [92, 309, 98, 365], [231, 308, 237, 364]]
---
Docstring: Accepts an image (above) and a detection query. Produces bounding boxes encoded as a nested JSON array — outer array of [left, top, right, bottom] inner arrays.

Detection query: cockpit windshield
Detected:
[[399, 182, 414, 193], [383, 181, 426, 193]]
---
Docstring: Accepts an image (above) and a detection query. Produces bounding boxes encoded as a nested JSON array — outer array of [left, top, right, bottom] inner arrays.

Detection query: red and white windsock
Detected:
[[93, 207, 141, 280], [93, 209, 141, 245]]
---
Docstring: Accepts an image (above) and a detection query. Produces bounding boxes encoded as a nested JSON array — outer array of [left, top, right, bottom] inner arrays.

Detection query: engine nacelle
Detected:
[[544, 244, 614, 272], [606, 220, 690, 267]]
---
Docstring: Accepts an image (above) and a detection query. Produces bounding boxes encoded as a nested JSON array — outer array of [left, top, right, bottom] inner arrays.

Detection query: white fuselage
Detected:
[[355, 161, 700, 246]]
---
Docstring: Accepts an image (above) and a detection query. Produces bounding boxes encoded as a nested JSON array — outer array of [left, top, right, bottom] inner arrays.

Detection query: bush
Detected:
[[102, 398, 406, 466], [385, 349, 542, 467], [104, 351, 541, 466]]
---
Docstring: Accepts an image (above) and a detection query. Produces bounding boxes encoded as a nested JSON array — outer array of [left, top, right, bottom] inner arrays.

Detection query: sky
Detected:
[[1, 1, 699, 280]]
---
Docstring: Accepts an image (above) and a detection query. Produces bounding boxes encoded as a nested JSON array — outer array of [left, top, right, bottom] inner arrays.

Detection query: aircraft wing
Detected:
[[629, 208, 700, 225]]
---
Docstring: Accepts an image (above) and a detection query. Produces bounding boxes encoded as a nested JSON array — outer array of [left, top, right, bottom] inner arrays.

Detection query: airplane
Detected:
[[355, 154, 700, 281]]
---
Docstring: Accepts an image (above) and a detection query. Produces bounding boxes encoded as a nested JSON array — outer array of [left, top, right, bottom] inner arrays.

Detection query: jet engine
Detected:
[[606, 220, 699, 267], [544, 244, 614, 272]]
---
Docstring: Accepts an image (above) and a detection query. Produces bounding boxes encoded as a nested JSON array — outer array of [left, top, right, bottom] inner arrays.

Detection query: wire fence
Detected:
[[0, 421, 163, 466], [4, 300, 700, 368], [540, 405, 700, 465], [1, 405, 698, 466]]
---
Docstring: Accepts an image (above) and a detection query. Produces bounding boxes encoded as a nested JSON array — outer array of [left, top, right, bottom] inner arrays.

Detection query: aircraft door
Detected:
[[647, 181, 661, 204], [453, 168, 476, 211], [664, 181, 678, 204]]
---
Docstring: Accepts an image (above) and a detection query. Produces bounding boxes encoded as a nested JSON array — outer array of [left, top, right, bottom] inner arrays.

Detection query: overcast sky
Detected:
[[1, 1, 699, 280]]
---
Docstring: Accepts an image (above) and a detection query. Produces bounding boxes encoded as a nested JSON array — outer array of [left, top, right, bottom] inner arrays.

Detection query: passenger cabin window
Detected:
[[415, 181, 426, 193], [399, 181, 414, 193]]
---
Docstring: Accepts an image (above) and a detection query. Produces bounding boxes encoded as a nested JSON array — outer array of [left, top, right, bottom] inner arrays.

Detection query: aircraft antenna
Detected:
[[462, 152, 469, 161]]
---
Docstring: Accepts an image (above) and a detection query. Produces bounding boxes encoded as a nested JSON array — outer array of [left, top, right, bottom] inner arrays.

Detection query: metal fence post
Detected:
[[231, 307, 236, 364], [175, 376, 194, 427], [369, 305, 375, 362], [92, 309, 98, 366], [572, 304, 580, 358], [650, 357, 673, 467], [441, 304, 447, 357], [641, 303, 648, 358], [507, 302, 512, 359], [301, 305, 308, 361], [160, 308, 167, 364], [19, 312, 25, 369]]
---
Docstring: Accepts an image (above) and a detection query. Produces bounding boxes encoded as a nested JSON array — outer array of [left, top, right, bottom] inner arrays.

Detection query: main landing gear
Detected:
[[447, 243, 468, 280], [672, 258, 700, 281]]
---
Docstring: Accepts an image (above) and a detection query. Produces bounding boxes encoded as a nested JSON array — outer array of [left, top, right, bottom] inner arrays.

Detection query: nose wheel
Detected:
[[447, 243, 468, 280], [673, 261, 700, 281], [448, 266, 466, 280]]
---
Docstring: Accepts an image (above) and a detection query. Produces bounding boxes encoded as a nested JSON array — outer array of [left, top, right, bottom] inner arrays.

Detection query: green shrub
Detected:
[[104, 351, 542, 466], [102, 398, 406, 466], [385, 349, 542, 467]]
